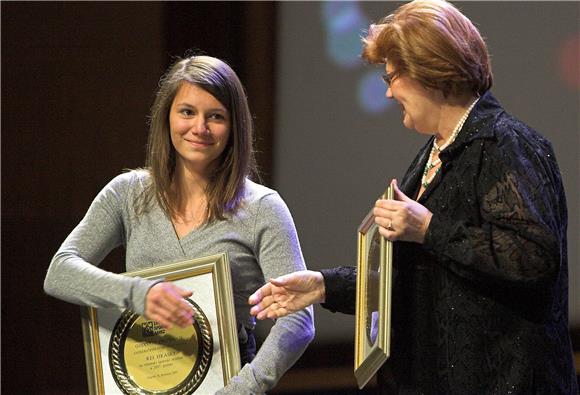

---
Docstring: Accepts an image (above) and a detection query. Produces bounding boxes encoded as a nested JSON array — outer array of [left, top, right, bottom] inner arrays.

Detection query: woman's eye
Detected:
[[209, 113, 225, 120], [180, 109, 193, 116]]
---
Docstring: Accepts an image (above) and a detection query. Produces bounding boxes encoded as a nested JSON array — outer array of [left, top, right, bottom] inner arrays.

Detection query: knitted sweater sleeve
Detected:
[[43, 172, 158, 315], [218, 192, 315, 394]]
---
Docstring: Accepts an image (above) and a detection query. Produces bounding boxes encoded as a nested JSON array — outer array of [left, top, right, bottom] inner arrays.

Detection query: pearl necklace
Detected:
[[421, 97, 479, 189]]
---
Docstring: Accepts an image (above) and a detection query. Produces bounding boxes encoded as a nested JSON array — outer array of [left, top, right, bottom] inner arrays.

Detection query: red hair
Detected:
[[362, 0, 493, 97]]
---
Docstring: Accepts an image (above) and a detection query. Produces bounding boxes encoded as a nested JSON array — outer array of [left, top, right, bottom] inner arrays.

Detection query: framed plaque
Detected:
[[81, 253, 241, 395], [354, 185, 394, 389]]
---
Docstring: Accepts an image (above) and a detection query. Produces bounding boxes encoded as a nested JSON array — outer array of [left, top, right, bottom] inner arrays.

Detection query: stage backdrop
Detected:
[[273, 1, 579, 344], [1, 2, 578, 394]]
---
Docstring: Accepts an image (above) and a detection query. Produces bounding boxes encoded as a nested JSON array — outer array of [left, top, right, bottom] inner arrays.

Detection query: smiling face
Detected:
[[169, 82, 231, 176], [385, 62, 442, 135]]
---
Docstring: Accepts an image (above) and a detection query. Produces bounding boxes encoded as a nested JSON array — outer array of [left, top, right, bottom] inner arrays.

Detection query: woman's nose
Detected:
[[191, 117, 209, 135], [386, 86, 393, 99]]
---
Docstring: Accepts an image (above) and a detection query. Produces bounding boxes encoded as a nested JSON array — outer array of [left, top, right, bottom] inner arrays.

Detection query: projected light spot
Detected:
[[357, 71, 392, 114], [558, 34, 579, 89], [322, 2, 368, 68]]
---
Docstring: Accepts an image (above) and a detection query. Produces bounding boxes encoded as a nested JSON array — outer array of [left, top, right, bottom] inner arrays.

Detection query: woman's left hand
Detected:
[[374, 179, 433, 243]]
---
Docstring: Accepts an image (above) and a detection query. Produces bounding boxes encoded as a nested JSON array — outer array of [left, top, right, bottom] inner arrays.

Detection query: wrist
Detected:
[[419, 210, 433, 244], [314, 271, 326, 303]]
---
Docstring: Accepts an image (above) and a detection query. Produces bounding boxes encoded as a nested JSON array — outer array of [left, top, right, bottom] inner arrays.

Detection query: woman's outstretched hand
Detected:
[[145, 282, 194, 329], [249, 270, 325, 320]]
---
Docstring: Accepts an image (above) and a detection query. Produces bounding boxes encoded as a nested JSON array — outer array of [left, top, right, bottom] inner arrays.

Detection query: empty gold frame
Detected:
[[81, 253, 240, 395], [354, 185, 393, 389]]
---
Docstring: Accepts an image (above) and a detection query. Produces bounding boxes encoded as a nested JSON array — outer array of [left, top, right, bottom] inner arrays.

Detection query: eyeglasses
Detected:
[[381, 72, 397, 86]]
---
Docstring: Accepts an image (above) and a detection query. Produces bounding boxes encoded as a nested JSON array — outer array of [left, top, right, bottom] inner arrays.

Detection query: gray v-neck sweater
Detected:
[[44, 170, 314, 394]]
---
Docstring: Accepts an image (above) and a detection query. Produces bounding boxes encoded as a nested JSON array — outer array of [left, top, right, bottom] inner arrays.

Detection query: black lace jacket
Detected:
[[321, 92, 577, 394]]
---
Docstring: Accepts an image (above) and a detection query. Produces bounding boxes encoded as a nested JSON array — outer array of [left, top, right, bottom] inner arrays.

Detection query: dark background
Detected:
[[2, 2, 578, 394]]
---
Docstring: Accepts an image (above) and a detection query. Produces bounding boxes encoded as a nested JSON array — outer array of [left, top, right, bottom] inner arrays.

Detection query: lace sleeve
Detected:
[[423, 137, 564, 289], [320, 266, 358, 314]]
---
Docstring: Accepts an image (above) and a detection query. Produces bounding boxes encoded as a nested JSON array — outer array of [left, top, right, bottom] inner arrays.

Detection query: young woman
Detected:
[[44, 55, 314, 394]]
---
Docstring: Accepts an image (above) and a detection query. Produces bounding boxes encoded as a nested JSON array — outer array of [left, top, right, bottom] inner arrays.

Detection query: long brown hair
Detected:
[[139, 55, 257, 222], [362, 0, 493, 97]]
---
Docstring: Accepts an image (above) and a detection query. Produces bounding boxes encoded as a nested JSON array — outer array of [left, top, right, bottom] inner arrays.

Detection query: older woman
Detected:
[[249, 1, 577, 393], [44, 55, 314, 394]]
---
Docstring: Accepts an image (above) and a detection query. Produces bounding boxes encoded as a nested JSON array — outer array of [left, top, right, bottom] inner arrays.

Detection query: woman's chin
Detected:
[[402, 115, 414, 130]]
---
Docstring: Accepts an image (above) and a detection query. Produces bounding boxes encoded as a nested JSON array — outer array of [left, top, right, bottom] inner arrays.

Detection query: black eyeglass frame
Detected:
[[381, 71, 398, 86]]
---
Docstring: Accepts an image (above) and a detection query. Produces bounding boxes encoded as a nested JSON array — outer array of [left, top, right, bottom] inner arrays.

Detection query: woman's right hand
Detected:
[[145, 282, 194, 329], [248, 270, 325, 320]]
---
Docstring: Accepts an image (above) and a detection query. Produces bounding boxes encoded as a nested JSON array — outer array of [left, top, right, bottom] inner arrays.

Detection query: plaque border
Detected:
[[81, 253, 241, 395], [354, 186, 394, 389]]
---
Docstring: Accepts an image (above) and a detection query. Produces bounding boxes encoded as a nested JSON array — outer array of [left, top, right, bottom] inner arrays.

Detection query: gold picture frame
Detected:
[[81, 253, 241, 395], [354, 185, 394, 389]]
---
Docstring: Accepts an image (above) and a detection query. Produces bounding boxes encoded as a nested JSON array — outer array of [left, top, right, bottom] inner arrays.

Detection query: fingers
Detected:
[[391, 179, 412, 202], [374, 203, 415, 241], [255, 302, 289, 321], [376, 179, 409, 210], [377, 224, 397, 241], [374, 185, 433, 243], [374, 186, 400, 240], [373, 180, 413, 240], [249, 294, 275, 317], [248, 275, 292, 316], [374, 199, 406, 225], [373, 201, 397, 237], [248, 283, 272, 305], [145, 282, 194, 329], [249, 277, 296, 320], [250, 272, 320, 320], [249, 291, 291, 318], [176, 286, 193, 298], [264, 306, 289, 320], [375, 215, 394, 231], [270, 275, 291, 287], [248, 274, 290, 304]]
